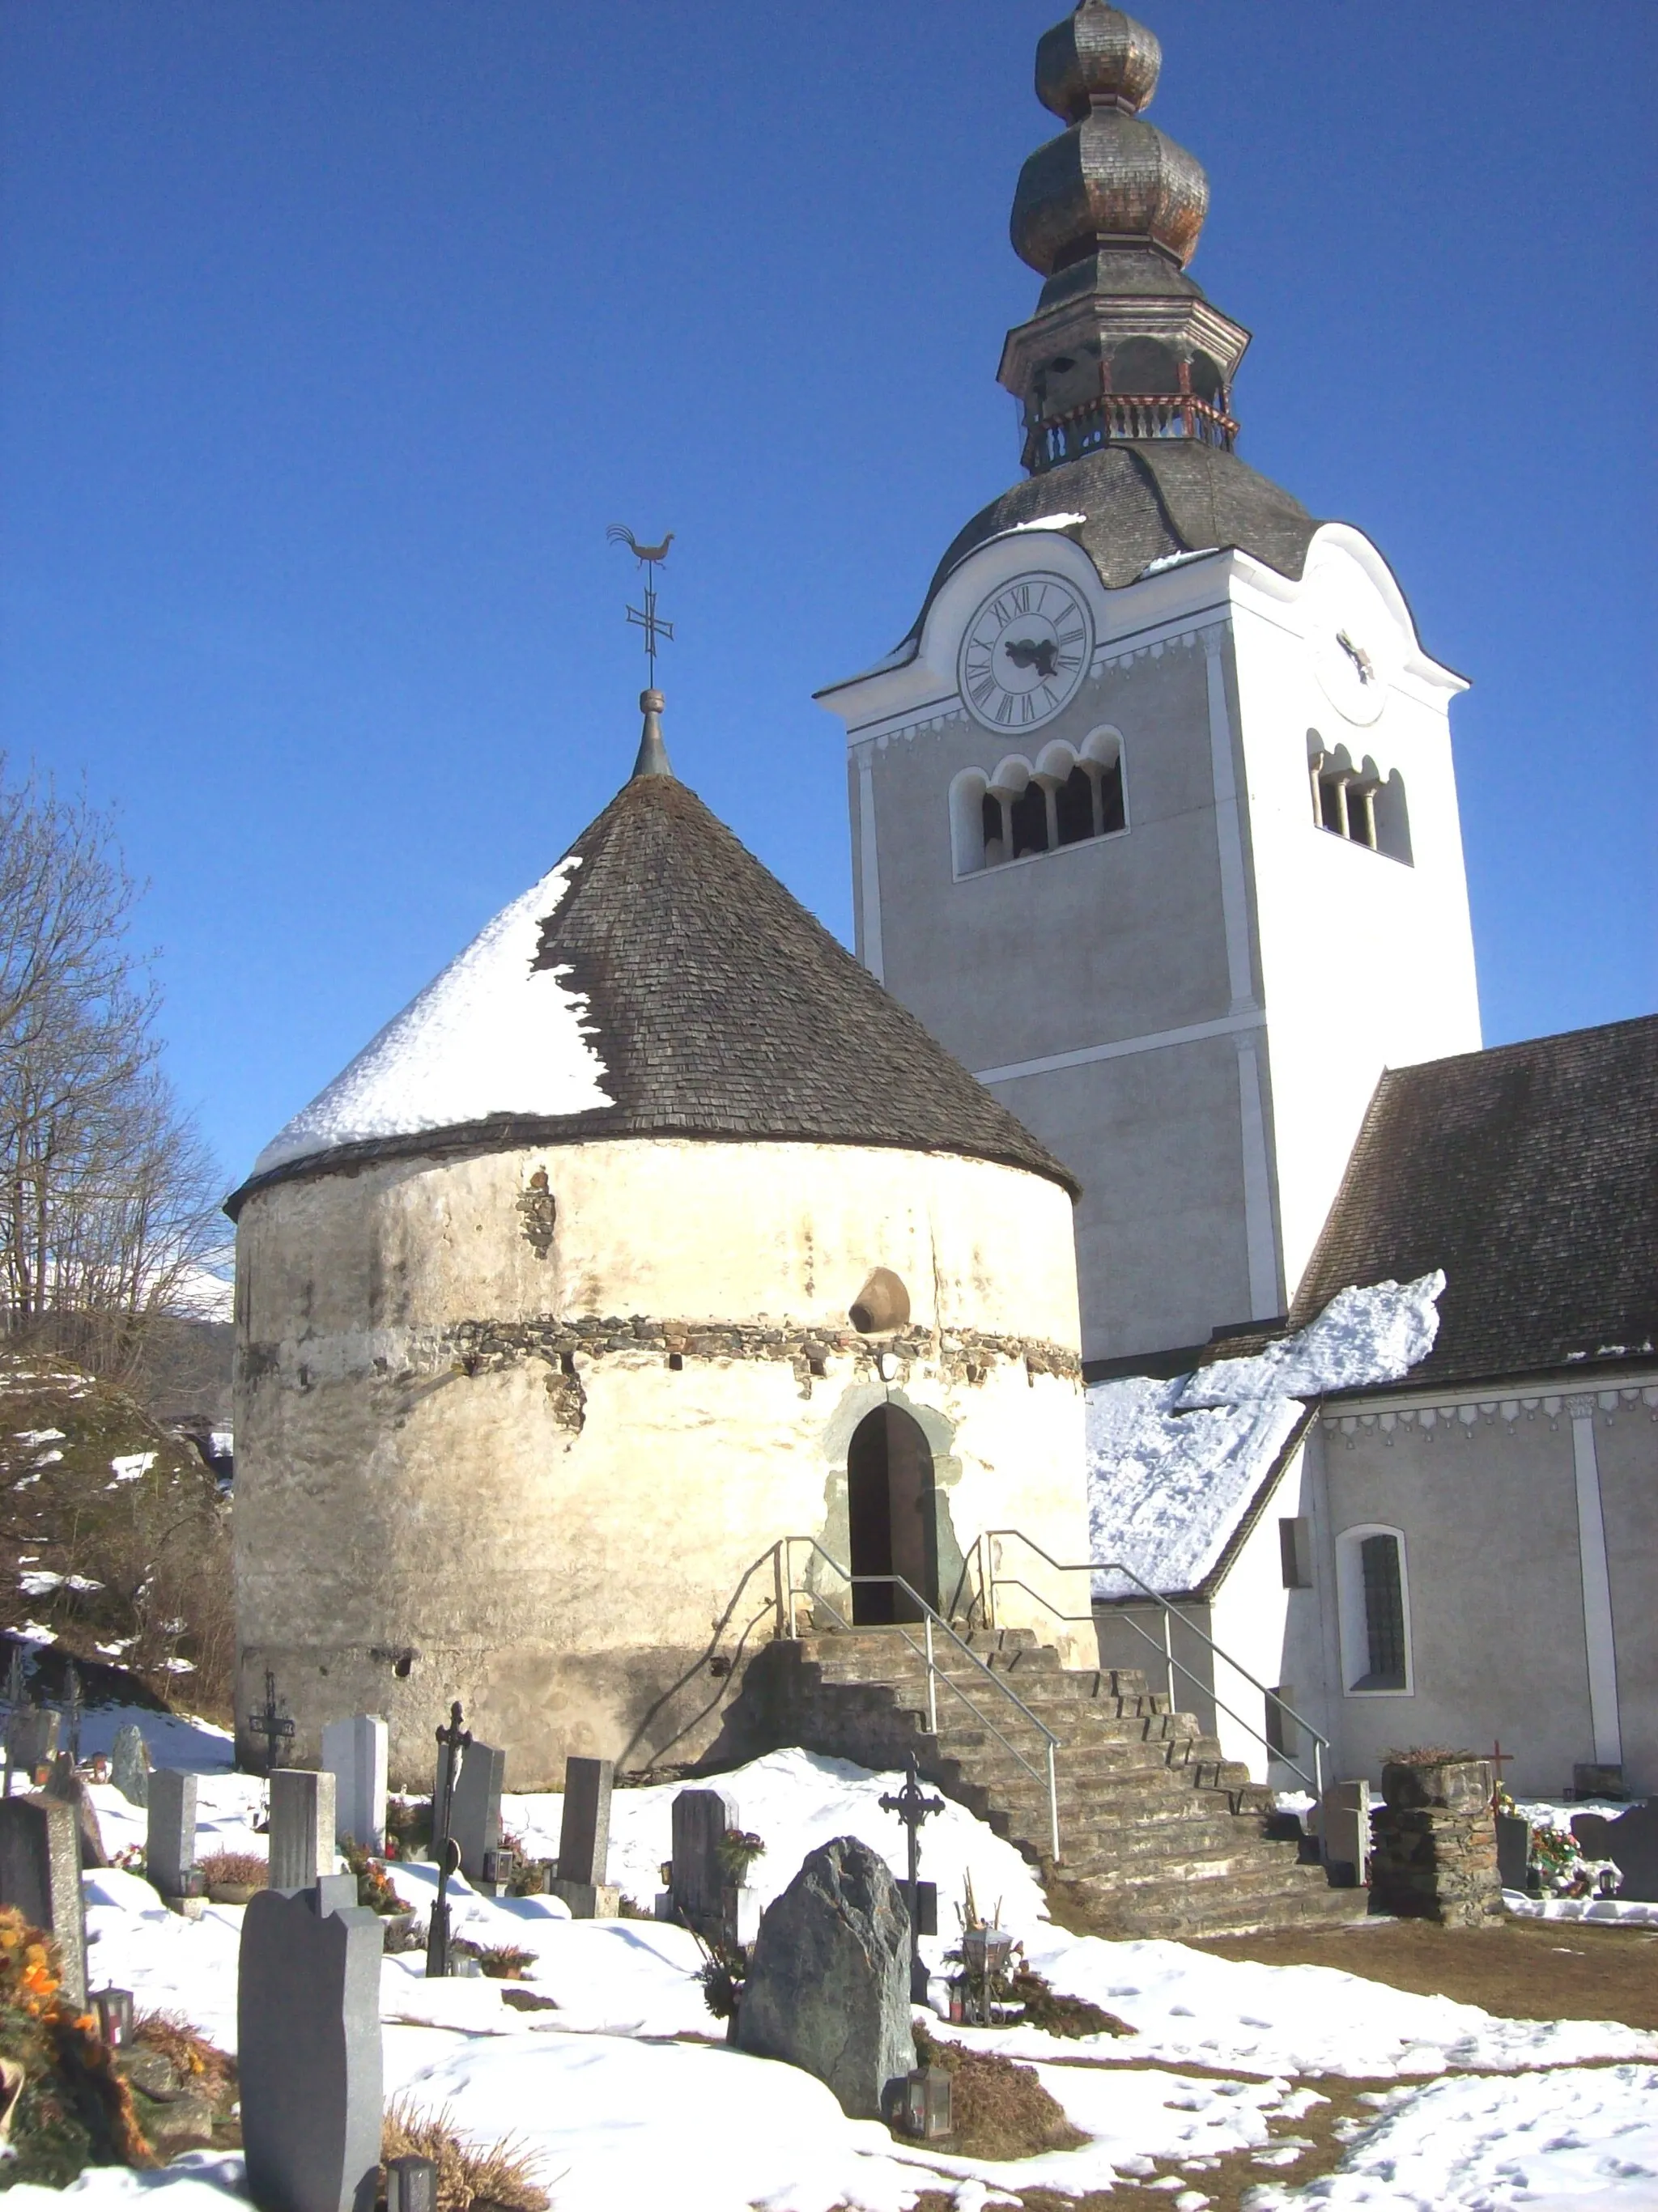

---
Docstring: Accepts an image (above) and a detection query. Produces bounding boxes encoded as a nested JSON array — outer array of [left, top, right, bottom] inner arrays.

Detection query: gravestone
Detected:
[[0, 1794, 87, 2006], [448, 1741, 504, 1884], [147, 1770, 199, 1901], [1572, 1803, 1658, 1903], [45, 1753, 107, 1870], [666, 1787, 731, 1934], [239, 1885, 384, 2212], [6, 1705, 59, 1790], [550, 1756, 618, 1919], [269, 1769, 337, 1894], [737, 1836, 912, 2120], [110, 1723, 150, 1808], [1322, 1780, 1372, 1886], [1495, 1811, 1532, 1893], [321, 1716, 389, 1856]]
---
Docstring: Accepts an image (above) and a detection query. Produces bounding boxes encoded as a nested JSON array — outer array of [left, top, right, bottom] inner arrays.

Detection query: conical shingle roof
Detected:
[[232, 761, 1077, 1208]]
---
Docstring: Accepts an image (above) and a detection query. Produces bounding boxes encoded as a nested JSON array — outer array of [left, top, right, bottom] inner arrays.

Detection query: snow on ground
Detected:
[[253, 856, 611, 1178], [54, 1743, 1658, 2212], [1089, 1274, 1443, 1595], [1247, 2064, 1658, 2210]]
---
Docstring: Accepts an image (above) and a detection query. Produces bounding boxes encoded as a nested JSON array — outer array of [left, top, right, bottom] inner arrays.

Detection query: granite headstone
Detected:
[[550, 1756, 618, 1918], [147, 1770, 199, 1900], [668, 1787, 731, 1933], [449, 1742, 504, 1884], [1572, 1802, 1658, 1903], [110, 1723, 150, 1808], [238, 1885, 385, 2212], [269, 1769, 337, 1894], [0, 1794, 86, 2006], [321, 1716, 389, 1856]]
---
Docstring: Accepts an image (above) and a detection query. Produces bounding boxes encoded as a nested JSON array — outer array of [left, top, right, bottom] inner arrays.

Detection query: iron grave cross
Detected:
[[607, 524, 675, 685], [246, 1670, 295, 1776], [881, 1752, 946, 2001], [426, 1699, 473, 1980]]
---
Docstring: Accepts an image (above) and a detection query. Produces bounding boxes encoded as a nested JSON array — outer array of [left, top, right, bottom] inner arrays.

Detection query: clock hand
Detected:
[[1003, 638, 1061, 679], [1336, 629, 1375, 684]]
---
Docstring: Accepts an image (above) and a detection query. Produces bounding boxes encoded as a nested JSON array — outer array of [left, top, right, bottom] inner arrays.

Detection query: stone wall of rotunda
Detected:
[[232, 1136, 1088, 1787]]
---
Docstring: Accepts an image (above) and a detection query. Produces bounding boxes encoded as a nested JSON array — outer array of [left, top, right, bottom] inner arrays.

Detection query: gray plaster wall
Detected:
[[1295, 1393, 1657, 1798], [861, 633, 1269, 1359]]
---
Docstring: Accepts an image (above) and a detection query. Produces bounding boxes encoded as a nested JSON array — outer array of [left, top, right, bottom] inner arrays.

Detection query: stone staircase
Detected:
[[748, 1622, 1363, 1940]]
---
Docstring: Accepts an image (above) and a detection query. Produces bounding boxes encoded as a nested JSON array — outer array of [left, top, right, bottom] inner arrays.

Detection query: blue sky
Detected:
[[2, 2, 1652, 1190]]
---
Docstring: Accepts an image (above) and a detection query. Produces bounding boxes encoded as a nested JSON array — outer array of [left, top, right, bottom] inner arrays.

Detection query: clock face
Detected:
[[1307, 550, 1397, 728], [958, 573, 1094, 732]]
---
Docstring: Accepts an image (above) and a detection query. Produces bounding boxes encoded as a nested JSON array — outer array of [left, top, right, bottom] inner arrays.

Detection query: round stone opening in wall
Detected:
[[850, 1268, 911, 1334]]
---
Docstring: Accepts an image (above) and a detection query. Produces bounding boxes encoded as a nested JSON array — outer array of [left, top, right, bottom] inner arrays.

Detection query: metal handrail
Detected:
[[980, 1529, 1329, 1802], [780, 1536, 1063, 1862]]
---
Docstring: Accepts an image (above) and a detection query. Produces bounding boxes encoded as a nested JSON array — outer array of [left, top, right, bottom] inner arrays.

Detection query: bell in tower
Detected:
[[816, 2, 1482, 1370]]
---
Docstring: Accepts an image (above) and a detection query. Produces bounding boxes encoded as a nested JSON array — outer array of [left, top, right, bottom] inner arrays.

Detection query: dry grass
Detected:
[[1009, 1965, 1132, 2040], [381, 2097, 548, 2212], [197, 1850, 267, 1891], [912, 2027, 1086, 2162], [130, 2009, 233, 2099]]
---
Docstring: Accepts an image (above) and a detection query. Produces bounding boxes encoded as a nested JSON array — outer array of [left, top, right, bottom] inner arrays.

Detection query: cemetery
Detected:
[[0, 1658, 1644, 2208]]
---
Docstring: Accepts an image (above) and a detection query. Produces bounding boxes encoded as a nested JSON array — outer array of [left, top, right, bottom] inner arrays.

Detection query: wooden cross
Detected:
[[246, 1670, 295, 1776], [426, 1700, 472, 1980], [1490, 1740, 1515, 1813]]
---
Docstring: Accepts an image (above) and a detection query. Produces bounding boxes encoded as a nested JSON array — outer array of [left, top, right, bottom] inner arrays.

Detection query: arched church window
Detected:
[[951, 730, 1129, 877], [1010, 779, 1048, 860], [1336, 1523, 1414, 1695], [1309, 737, 1411, 864]]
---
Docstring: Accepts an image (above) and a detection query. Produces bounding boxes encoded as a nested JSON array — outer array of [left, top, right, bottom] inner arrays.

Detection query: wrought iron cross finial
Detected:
[[607, 524, 675, 685]]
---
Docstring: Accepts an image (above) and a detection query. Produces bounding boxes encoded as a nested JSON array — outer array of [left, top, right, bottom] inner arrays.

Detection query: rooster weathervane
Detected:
[[607, 524, 675, 686]]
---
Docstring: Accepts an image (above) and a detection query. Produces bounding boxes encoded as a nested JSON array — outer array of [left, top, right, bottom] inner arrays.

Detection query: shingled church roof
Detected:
[[1290, 1016, 1658, 1392], [232, 738, 1078, 1210]]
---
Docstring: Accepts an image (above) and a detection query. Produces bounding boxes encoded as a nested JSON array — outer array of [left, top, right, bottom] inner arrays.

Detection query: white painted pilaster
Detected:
[[1235, 1037, 1281, 1319], [855, 744, 884, 983], [1567, 1398, 1622, 1767], [1203, 626, 1255, 1016]]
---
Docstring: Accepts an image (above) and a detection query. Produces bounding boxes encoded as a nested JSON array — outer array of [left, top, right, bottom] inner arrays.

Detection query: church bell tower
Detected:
[[816, 1, 1482, 1369]]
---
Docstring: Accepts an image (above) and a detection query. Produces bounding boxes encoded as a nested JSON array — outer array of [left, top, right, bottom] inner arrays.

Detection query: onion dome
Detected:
[[1012, 2, 1209, 274], [232, 698, 1076, 1205]]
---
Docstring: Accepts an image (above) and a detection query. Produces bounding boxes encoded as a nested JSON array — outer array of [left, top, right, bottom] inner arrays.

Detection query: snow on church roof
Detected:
[[251, 860, 613, 1178], [237, 755, 1074, 1201], [1087, 1272, 1444, 1598]]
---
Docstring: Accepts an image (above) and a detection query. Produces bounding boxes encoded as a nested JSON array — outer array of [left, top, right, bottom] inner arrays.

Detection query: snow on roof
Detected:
[[1088, 1273, 1444, 1596], [253, 859, 612, 1178], [1009, 512, 1089, 533]]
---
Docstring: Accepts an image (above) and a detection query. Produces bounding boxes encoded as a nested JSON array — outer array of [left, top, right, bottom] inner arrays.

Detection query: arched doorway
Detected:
[[847, 1406, 938, 1624]]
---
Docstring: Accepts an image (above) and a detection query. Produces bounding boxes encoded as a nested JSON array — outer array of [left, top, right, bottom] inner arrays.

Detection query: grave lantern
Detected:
[[960, 1925, 1014, 2026], [385, 2155, 438, 2212], [94, 1989, 134, 2049], [902, 2065, 952, 2142], [480, 1847, 514, 1893]]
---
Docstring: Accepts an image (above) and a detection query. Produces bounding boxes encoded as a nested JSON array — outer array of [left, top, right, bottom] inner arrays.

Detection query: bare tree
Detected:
[[0, 759, 223, 1386]]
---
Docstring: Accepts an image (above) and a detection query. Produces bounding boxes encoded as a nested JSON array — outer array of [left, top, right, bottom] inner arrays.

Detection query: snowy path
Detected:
[[54, 1743, 1658, 2210]]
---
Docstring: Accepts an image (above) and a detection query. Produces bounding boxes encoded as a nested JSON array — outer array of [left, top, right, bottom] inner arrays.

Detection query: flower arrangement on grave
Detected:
[[691, 1930, 748, 2028], [1528, 1823, 1620, 1898], [198, 1848, 268, 1904], [0, 1905, 152, 2181], [496, 1824, 551, 1896], [474, 1944, 536, 1981], [341, 1836, 406, 1917], [716, 1828, 766, 1886], [942, 1874, 1019, 2025], [383, 1795, 434, 1862]]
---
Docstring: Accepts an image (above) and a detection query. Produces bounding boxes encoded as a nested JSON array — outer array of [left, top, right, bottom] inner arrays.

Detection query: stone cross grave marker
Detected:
[[0, 1794, 87, 2006], [239, 1884, 385, 2212], [448, 1740, 504, 1885], [550, 1756, 618, 1918], [110, 1722, 150, 1808], [147, 1770, 198, 1904], [321, 1716, 389, 1856], [270, 1769, 337, 1894], [1572, 1802, 1658, 1903], [667, 1787, 732, 1934]]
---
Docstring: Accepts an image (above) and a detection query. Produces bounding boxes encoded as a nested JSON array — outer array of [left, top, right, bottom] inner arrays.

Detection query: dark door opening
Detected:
[[847, 1405, 937, 1625]]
